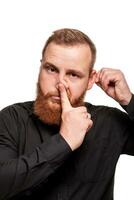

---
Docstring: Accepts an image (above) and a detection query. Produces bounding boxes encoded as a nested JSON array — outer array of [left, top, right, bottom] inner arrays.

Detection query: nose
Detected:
[[56, 73, 69, 90]]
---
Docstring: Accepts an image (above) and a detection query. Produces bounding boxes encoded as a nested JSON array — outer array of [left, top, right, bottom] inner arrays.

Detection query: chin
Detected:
[[48, 99, 61, 109]]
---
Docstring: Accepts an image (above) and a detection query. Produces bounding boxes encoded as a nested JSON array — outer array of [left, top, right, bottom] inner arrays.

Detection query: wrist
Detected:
[[119, 93, 132, 106]]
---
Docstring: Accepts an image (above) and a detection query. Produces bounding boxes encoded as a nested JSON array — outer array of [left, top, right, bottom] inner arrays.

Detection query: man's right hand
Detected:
[[58, 83, 93, 151]]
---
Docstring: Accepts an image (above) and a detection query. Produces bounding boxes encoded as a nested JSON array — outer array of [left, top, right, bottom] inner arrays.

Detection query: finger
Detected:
[[95, 71, 100, 83], [75, 106, 87, 113], [95, 71, 102, 88], [87, 113, 91, 119], [86, 119, 93, 132], [58, 83, 72, 111], [82, 112, 91, 120], [97, 68, 110, 82]]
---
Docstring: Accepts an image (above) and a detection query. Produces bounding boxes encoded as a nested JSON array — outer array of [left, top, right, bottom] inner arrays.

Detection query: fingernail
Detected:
[[58, 83, 64, 91]]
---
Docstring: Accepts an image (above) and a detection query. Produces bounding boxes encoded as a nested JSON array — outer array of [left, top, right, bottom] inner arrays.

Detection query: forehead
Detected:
[[43, 43, 92, 70]]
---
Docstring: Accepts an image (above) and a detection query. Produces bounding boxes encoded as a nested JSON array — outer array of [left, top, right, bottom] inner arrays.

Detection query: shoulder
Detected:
[[85, 102, 130, 141], [85, 102, 128, 124], [0, 101, 34, 141], [0, 101, 34, 121]]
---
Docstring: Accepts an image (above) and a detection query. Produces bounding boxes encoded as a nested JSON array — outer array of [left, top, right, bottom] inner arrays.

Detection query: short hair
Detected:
[[42, 28, 96, 68]]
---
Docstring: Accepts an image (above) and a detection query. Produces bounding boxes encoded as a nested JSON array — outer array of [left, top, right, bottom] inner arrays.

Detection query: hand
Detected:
[[96, 68, 132, 105], [58, 83, 93, 151]]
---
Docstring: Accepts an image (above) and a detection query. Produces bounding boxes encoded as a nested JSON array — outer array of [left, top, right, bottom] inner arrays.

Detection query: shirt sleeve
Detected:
[[121, 94, 134, 121], [120, 94, 134, 155], [0, 107, 72, 199]]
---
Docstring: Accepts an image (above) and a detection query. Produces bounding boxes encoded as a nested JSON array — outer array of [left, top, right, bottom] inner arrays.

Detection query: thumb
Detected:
[[58, 83, 72, 111]]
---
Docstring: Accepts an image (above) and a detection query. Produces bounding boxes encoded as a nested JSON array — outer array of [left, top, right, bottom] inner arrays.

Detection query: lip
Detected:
[[51, 96, 61, 100]]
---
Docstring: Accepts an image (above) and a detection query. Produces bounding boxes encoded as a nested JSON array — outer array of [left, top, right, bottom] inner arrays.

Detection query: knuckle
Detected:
[[88, 119, 93, 126], [88, 113, 91, 118], [80, 106, 87, 112]]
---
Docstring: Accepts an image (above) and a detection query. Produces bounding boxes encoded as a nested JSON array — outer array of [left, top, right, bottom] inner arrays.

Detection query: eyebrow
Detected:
[[42, 61, 85, 77]]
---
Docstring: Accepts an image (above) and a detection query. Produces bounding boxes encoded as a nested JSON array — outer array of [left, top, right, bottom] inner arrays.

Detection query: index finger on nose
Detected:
[[58, 83, 72, 111]]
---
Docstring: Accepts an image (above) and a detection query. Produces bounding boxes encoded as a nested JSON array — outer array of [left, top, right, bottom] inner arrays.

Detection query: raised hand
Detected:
[[96, 68, 132, 105], [58, 83, 93, 151]]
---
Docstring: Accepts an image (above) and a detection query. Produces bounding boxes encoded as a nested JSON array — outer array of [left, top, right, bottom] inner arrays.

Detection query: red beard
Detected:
[[34, 83, 86, 125]]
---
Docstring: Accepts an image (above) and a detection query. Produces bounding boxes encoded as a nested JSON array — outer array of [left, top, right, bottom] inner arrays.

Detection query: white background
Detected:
[[0, 0, 134, 199]]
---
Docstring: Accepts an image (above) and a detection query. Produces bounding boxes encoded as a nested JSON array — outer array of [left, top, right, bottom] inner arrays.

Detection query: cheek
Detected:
[[39, 73, 57, 95], [69, 81, 88, 99]]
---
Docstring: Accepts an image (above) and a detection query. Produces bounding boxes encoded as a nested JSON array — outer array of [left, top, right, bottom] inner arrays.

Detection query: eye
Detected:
[[43, 64, 57, 73], [48, 66, 56, 72], [69, 73, 79, 78]]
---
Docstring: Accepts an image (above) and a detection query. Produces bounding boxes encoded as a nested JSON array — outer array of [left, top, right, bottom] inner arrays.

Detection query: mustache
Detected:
[[43, 89, 71, 101], [36, 82, 71, 100]]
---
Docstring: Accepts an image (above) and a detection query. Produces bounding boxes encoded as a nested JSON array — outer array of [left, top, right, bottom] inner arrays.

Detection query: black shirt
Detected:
[[0, 96, 134, 200]]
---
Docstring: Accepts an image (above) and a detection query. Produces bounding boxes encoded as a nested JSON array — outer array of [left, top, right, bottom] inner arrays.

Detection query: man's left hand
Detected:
[[96, 68, 132, 105]]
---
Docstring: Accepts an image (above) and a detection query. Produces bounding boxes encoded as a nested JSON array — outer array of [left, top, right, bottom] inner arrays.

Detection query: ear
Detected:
[[87, 69, 97, 90]]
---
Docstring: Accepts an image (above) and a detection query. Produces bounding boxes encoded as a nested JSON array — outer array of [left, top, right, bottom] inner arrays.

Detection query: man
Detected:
[[0, 28, 133, 200]]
